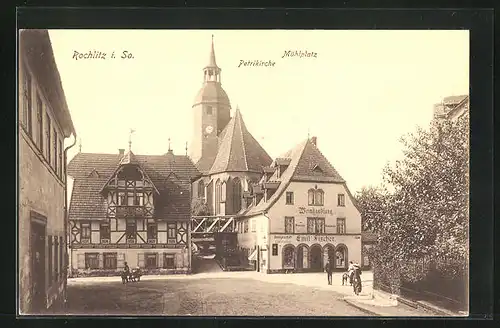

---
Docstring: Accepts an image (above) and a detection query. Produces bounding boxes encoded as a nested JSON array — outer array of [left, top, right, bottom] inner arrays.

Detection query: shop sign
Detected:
[[271, 234, 336, 243], [71, 243, 186, 249], [298, 207, 334, 216]]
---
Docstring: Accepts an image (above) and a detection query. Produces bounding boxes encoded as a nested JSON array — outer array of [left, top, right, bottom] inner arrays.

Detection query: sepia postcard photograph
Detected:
[[17, 28, 470, 317]]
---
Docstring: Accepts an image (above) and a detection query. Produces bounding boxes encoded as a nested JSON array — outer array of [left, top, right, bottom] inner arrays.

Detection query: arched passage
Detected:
[[323, 243, 335, 266], [309, 244, 323, 272], [282, 244, 295, 270], [296, 244, 309, 270], [335, 243, 349, 270]]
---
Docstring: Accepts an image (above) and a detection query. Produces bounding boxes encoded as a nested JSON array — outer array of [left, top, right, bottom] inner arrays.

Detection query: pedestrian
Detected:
[[324, 260, 333, 285]]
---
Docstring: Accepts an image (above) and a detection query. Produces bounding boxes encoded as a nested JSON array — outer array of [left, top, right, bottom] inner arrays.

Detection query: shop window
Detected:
[[283, 246, 295, 269], [103, 252, 117, 269], [163, 254, 175, 269], [85, 253, 99, 269], [285, 191, 294, 205], [285, 217, 294, 233]]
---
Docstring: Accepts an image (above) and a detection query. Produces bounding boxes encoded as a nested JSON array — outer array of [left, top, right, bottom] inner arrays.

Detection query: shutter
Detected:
[[98, 253, 104, 269], [117, 253, 125, 268], [77, 254, 85, 269], [138, 253, 145, 268]]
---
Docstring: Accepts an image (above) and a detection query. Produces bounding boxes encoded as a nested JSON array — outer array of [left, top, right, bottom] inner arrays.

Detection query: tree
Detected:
[[191, 198, 210, 216], [359, 114, 469, 283]]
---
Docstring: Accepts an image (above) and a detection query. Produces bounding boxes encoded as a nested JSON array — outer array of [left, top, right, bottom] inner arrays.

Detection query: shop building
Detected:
[[238, 137, 363, 273], [67, 146, 199, 276], [18, 29, 77, 313]]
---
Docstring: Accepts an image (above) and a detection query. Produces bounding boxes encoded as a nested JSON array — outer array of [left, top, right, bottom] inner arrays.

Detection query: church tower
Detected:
[[190, 36, 231, 167]]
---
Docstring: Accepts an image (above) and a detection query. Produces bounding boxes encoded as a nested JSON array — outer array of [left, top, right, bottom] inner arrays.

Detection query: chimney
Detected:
[[119, 149, 125, 155], [311, 136, 317, 146]]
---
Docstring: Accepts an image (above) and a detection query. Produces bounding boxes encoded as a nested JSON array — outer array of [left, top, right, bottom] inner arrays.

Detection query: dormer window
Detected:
[[308, 186, 324, 206]]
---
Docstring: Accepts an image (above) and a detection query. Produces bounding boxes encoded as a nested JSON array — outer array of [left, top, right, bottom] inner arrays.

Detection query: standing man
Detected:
[[325, 260, 333, 285]]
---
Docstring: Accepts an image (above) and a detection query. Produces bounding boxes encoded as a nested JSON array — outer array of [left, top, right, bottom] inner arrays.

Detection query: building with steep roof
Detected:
[[66, 145, 200, 276], [234, 137, 362, 273], [18, 29, 77, 313], [433, 94, 469, 121]]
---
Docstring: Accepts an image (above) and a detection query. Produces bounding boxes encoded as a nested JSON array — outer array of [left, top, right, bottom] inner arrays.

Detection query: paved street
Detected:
[[66, 274, 370, 316]]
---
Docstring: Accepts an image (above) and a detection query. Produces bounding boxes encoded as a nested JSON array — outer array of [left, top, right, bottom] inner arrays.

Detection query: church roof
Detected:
[[208, 108, 272, 174], [67, 152, 200, 220], [241, 138, 348, 217], [206, 35, 218, 68]]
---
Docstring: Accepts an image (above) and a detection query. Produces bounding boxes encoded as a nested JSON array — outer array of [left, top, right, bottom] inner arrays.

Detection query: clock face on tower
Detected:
[[205, 125, 214, 134]]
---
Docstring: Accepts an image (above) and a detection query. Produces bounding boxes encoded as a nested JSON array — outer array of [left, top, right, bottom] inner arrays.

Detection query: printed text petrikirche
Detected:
[[72, 50, 135, 60], [238, 60, 276, 68], [282, 50, 318, 58]]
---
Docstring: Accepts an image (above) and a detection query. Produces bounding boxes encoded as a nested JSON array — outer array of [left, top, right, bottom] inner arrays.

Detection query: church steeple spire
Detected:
[[203, 35, 221, 83]]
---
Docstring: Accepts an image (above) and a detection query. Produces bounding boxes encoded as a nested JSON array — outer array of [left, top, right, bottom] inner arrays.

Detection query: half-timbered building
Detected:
[[67, 147, 199, 275]]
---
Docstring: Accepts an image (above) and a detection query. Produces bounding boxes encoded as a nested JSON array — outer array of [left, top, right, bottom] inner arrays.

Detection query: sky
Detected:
[[49, 29, 469, 194]]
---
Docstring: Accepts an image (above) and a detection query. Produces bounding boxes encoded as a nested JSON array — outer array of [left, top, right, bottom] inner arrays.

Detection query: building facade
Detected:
[[433, 94, 469, 121], [18, 29, 77, 314], [237, 138, 363, 273], [67, 148, 200, 276]]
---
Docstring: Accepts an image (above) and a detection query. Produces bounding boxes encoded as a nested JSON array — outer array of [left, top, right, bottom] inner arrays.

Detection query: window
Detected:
[[48, 235, 53, 285], [127, 192, 135, 206], [244, 220, 249, 233], [85, 253, 99, 269], [167, 223, 176, 243], [198, 180, 205, 199], [272, 244, 278, 256], [232, 178, 242, 214], [58, 139, 63, 178], [53, 128, 58, 171], [285, 217, 295, 233], [103, 253, 117, 269], [100, 223, 110, 240], [215, 179, 222, 215], [163, 254, 175, 269], [308, 188, 324, 206], [126, 221, 137, 240], [118, 192, 126, 205], [134, 192, 144, 206], [283, 246, 295, 268], [81, 222, 91, 239], [145, 253, 157, 269], [22, 69, 32, 136], [36, 94, 43, 151], [206, 106, 212, 115], [46, 113, 51, 162], [54, 237, 59, 282], [337, 218, 346, 234], [285, 191, 294, 205], [147, 223, 157, 240], [307, 218, 325, 234], [338, 194, 346, 207], [251, 219, 256, 232]]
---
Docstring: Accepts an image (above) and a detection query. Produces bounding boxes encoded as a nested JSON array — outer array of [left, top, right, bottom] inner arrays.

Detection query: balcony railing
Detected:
[[114, 205, 151, 217]]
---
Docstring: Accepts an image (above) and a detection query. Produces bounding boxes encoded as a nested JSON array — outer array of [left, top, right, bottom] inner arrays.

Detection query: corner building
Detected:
[[189, 37, 362, 273]]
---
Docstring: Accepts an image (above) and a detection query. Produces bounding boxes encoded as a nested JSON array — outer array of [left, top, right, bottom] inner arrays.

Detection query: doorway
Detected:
[[30, 219, 46, 313], [309, 245, 323, 272]]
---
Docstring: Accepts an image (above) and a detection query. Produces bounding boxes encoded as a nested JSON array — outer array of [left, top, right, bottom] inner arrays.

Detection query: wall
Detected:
[[18, 58, 68, 314], [268, 181, 361, 234]]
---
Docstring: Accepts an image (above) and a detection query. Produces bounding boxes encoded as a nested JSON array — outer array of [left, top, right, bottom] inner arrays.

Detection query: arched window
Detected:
[[215, 179, 222, 215], [308, 189, 315, 205], [198, 180, 205, 199], [308, 187, 324, 206], [232, 178, 242, 214], [315, 189, 324, 206]]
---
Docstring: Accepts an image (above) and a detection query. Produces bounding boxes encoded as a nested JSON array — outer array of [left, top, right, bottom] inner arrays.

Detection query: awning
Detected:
[[248, 249, 258, 261]]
